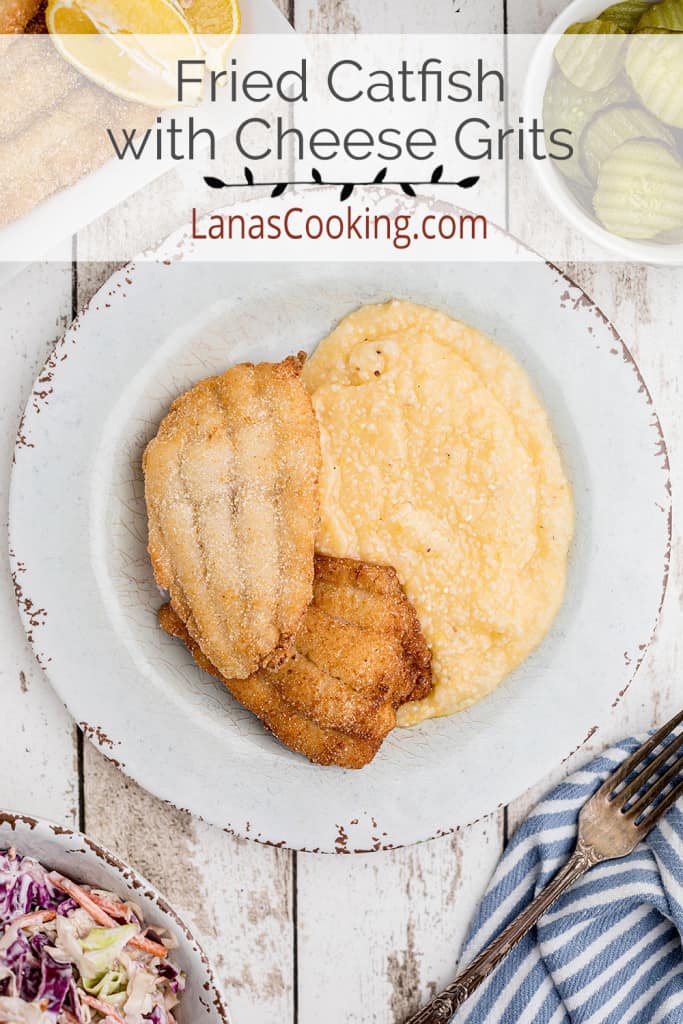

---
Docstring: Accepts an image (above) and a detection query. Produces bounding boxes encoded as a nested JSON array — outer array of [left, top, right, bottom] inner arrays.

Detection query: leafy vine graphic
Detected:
[[204, 165, 480, 201]]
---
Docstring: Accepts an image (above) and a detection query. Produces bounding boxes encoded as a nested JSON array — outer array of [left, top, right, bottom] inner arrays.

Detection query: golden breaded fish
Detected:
[[0, 0, 40, 33], [144, 355, 320, 681], [0, 83, 154, 226], [159, 554, 432, 769], [0, 38, 79, 140]]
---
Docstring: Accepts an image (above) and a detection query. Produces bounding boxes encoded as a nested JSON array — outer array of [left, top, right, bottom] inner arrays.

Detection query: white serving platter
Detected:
[[0, 0, 292, 268]]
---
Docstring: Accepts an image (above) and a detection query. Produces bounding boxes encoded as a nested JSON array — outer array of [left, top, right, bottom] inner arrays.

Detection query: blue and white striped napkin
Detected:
[[453, 738, 683, 1024]]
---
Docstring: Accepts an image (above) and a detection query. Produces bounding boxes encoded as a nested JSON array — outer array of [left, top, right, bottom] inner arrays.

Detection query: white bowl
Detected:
[[524, 0, 683, 264], [0, 812, 230, 1024]]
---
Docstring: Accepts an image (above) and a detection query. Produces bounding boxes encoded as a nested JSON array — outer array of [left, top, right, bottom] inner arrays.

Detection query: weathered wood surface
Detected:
[[0, 264, 78, 827], [1, 3, 681, 1024]]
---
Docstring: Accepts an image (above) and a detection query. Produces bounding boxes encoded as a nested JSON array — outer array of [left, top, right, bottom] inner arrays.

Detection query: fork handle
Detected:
[[405, 839, 603, 1024]]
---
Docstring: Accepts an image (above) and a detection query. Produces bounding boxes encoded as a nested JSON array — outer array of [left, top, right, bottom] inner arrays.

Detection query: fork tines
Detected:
[[603, 709, 683, 829]]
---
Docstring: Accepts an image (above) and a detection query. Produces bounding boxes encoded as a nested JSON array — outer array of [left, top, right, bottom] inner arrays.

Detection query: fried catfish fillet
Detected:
[[0, 0, 40, 33], [159, 554, 432, 769], [144, 354, 320, 681]]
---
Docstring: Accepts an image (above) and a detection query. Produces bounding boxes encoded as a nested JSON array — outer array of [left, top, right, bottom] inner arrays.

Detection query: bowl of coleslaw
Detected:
[[0, 812, 230, 1024]]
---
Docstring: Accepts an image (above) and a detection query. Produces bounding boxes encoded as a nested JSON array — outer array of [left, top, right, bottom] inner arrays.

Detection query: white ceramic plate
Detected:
[[9, 211, 671, 852], [0, 811, 229, 1022]]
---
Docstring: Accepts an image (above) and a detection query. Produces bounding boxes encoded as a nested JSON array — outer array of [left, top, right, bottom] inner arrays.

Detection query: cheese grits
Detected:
[[303, 300, 574, 726]]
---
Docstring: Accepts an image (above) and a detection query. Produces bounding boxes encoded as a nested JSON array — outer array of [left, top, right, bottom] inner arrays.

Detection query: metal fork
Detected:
[[405, 709, 683, 1024]]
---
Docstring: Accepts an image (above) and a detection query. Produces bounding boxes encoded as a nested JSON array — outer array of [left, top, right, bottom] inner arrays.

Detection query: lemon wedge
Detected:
[[46, 0, 205, 107], [175, 0, 241, 71], [177, 0, 240, 36]]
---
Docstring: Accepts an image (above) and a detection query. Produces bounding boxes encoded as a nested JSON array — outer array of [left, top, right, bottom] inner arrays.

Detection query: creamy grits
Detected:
[[303, 300, 574, 726]]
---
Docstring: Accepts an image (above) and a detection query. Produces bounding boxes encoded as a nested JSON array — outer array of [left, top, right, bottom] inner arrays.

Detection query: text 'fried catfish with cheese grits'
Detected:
[[144, 354, 321, 681], [159, 554, 433, 769]]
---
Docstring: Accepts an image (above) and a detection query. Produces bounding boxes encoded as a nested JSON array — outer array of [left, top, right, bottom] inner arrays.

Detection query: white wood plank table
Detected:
[[0, 2, 681, 1022]]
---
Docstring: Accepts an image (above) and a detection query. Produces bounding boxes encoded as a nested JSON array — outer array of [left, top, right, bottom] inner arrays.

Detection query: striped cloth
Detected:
[[453, 738, 683, 1024]]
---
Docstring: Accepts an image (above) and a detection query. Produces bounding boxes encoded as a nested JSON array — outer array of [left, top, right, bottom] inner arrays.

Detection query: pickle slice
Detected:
[[656, 224, 683, 241], [636, 0, 683, 30], [581, 102, 674, 179], [543, 73, 632, 185], [593, 138, 683, 237], [555, 20, 626, 90], [599, 0, 652, 31], [626, 34, 683, 125]]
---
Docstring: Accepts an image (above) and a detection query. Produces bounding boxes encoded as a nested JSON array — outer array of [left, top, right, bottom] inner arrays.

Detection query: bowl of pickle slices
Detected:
[[526, 0, 683, 261]]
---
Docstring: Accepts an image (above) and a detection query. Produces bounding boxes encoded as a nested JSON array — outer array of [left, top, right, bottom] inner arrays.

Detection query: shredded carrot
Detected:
[[80, 993, 126, 1023], [88, 892, 130, 921], [129, 933, 169, 959], [13, 909, 57, 928], [48, 873, 116, 927], [48, 872, 169, 959]]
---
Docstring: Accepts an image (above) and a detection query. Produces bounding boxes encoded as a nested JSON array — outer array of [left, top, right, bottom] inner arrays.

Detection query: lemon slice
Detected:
[[175, 0, 240, 70], [46, 0, 204, 107]]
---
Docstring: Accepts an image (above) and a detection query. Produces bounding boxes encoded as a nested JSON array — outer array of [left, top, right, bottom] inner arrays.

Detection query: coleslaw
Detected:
[[0, 848, 184, 1023]]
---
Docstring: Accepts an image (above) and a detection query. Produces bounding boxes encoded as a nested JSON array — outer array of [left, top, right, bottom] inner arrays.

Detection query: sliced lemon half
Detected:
[[46, 0, 205, 107]]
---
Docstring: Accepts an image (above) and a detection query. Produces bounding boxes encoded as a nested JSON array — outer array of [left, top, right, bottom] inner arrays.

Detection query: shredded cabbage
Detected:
[[79, 926, 138, 984], [0, 850, 183, 1023], [0, 994, 56, 1022]]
